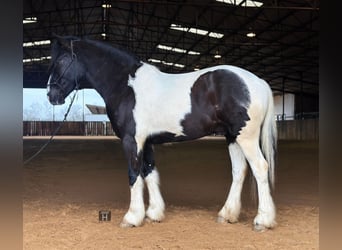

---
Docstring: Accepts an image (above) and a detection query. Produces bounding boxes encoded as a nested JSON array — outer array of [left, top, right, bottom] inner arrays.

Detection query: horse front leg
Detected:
[[142, 143, 165, 223], [120, 136, 145, 228]]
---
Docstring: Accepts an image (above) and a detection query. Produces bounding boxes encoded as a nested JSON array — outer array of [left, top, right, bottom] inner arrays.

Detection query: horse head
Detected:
[[47, 35, 83, 105]]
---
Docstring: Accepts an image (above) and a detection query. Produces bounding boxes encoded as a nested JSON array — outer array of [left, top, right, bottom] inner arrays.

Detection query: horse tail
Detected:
[[260, 83, 277, 190]]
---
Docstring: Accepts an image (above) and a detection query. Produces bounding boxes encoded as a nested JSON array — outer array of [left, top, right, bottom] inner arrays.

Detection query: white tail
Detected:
[[260, 86, 277, 190]]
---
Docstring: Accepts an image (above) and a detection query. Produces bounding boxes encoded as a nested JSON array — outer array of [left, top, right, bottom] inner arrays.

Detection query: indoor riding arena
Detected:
[[23, 1, 319, 249]]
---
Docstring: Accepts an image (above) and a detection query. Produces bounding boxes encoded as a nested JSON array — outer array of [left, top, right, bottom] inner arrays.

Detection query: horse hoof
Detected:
[[253, 223, 267, 232], [217, 216, 227, 224], [217, 216, 238, 224], [145, 217, 161, 224], [120, 221, 135, 228]]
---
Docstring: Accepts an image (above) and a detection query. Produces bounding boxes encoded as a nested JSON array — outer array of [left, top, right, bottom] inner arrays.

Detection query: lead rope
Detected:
[[24, 41, 79, 166], [23, 89, 79, 165]]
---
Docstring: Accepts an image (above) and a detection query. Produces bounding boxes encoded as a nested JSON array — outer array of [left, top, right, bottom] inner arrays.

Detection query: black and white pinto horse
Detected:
[[47, 36, 277, 231]]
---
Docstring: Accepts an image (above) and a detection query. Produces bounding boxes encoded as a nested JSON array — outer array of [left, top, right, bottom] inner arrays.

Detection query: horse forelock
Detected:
[[49, 40, 60, 71], [49, 38, 74, 72]]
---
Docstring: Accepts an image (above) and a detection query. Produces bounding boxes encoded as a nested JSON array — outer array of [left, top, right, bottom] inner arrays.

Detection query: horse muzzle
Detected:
[[47, 91, 65, 105]]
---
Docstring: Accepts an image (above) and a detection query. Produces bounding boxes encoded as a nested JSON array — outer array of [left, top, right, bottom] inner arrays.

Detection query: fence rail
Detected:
[[276, 119, 318, 140], [23, 119, 319, 140], [23, 121, 114, 136]]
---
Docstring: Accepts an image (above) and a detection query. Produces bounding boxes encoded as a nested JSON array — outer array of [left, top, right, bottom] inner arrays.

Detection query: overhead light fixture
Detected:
[[214, 51, 222, 59], [23, 40, 51, 47], [246, 32, 256, 38], [102, 4, 111, 8], [216, 0, 263, 7], [23, 17, 37, 24], [170, 24, 224, 39]]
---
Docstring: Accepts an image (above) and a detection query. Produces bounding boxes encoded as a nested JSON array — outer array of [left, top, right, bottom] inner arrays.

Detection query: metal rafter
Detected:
[[23, 0, 319, 97]]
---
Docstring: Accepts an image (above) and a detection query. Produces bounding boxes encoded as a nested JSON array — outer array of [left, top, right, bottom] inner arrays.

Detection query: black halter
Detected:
[[47, 41, 79, 93]]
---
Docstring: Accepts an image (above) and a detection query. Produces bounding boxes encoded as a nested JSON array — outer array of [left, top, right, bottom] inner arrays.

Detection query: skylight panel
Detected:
[[148, 58, 162, 63], [23, 56, 51, 64], [188, 51, 201, 55], [170, 24, 188, 33], [157, 44, 186, 54], [187, 27, 208, 36], [170, 24, 224, 39], [174, 63, 185, 68], [216, 0, 263, 7], [23, 17, 37, 24], [208, 32, 224, 39], [23, 40, 51, 47], [157, 44, 200, 55], [148, 58, 185, 68]]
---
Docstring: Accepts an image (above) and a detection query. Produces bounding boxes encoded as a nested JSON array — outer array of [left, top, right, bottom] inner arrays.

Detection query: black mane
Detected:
[[83, 38, 143, 77], [50, 36, 142, 77]]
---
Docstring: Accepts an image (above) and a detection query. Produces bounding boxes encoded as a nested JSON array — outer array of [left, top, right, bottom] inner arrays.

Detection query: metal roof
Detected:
[[23, 0, 319, 96]]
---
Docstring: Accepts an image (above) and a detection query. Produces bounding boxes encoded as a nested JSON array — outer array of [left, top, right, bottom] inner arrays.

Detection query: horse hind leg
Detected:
[[237, 135, 276, 231], [142, 143, 165, 223], [218, 142, 247, 224]]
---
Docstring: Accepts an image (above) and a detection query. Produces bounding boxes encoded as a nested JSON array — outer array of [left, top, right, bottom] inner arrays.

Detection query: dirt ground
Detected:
[[23, 137, 318, 249]]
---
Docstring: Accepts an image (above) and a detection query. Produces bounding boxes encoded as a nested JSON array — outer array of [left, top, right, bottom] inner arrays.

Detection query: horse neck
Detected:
[[77, 41, 138, 104]]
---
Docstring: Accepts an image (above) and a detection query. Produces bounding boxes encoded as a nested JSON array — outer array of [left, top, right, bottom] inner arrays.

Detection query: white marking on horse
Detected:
[[233, 74, 276, 229], [145, 169, 165, 222], [218, 143, 247, 223], [121, 175, 145, 227], [128, 63, 257, 154], [128, 63, 191, 153], [46, 75, 52, 94]]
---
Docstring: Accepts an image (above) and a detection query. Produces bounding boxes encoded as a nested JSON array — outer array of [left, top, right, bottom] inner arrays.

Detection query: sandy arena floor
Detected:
[[23, 137, 318, 249]]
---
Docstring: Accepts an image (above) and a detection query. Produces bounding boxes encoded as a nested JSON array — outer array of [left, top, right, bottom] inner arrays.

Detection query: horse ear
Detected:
[[52, 34, 71, 50]]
